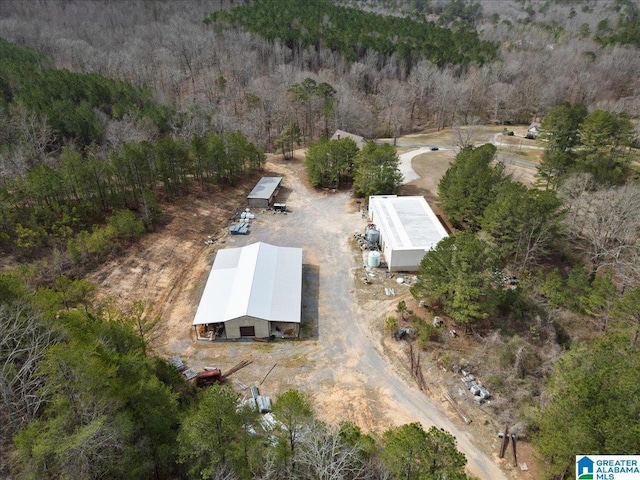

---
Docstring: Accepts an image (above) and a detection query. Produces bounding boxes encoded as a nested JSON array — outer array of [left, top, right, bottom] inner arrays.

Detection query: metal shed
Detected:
[[247, 177, 282, 208], [192, 242, 302, 339], [368, 195, 448, 272]]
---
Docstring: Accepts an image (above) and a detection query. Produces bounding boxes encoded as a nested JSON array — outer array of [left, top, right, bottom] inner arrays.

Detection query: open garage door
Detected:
[[239, 326, 255, 337]]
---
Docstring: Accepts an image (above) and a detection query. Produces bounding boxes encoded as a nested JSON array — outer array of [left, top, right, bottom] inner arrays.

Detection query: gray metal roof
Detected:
[[331, 129, 365, 149], [369, 195, 448, 251], [193, 242, 302, 325], [247, 177, 282, 200]]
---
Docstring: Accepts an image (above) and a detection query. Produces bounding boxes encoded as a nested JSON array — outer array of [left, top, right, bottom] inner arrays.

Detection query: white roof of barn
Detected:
[[370, 195, 448, 251], [247, 177, 282, 200], [192, 242, 302, 326]]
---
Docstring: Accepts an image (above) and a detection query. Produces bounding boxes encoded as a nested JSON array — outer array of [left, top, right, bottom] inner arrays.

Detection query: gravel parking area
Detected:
[[166, 156, 510, 479]]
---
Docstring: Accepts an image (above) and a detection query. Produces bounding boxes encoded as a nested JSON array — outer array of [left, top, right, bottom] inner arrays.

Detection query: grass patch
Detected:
[[497, 146, 543, 164]]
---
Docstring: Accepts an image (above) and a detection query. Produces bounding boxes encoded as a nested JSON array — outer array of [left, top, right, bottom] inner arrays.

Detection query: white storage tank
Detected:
[[368, 250, 381, 268]]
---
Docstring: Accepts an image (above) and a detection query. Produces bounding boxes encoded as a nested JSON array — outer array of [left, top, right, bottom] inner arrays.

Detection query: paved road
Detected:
[[384, 138, 538, 189], [398, 147, 428, 184], [222, 163, 509, 480]]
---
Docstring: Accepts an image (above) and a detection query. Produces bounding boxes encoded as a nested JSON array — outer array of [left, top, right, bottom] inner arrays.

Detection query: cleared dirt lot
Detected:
[[88, 140, 539, 479]]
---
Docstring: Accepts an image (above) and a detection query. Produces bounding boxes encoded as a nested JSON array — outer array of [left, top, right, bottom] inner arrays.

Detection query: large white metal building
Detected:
[[192, 242, 302, 339], [368, 195, 449, 272]]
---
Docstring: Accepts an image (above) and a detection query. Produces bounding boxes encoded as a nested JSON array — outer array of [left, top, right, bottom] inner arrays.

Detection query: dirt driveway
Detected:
[[89, 148, 537, 479], [197, 160, 510, 479]]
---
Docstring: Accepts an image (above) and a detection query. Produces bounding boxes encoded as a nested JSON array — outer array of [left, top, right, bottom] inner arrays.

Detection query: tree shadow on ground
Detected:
[[399, 183, 432, 199], [273, 185, 292, 204], [301, 264, 319, 338]]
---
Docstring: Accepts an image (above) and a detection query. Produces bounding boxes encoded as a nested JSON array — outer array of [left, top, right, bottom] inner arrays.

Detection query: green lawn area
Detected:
[[397, 126, 545, 165]]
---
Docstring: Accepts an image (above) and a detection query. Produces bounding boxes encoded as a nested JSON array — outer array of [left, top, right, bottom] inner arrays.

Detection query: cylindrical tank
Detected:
[[366, 227, 379, 244], [368, 250, 381, 268]]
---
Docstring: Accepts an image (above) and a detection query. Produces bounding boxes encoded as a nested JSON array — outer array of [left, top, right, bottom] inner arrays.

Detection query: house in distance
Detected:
[[331, 129, 366, 149]]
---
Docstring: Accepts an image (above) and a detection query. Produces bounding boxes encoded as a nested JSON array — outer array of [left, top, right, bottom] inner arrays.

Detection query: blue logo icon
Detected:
[[577, 456, 594, 479]]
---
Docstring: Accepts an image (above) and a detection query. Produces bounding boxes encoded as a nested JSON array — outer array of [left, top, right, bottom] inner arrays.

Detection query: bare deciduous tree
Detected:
[[452, 118, 482, 149], [296, 421, 369, 480], [106, 115, 158, 149], [9, 102, 56, 164], [561, 174, 640, 274], [0, 303, 58, 445]]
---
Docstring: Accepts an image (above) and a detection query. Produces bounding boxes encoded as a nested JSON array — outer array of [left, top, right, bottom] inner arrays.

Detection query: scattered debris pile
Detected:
[[353, 229, 378, 251], [493, 270, 520, 290], [229, 209, 256, 235], [169, 355, 197, 380], [219, 358, 253, 381], [169, 356, 254, 388], [230, 221, 250, 235], [453, 364, 491, 403], [395, 326, 416, 340], [247, 386, 272, 413], [240, 210, 255, 220], [259, 412, 283, 432]]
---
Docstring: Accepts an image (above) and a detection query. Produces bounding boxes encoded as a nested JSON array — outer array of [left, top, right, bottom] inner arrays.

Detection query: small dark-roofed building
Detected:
[[331, 129, 366, 150], [247, 177, 282, 208]]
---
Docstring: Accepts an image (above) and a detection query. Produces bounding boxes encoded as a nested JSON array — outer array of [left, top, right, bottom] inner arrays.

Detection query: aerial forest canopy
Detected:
[[1, 1, 640, 479], [594, 2, 640, 48], [0, 38, 266, 280], [205, 0, 498, 69], [0, 37, 172, 148]]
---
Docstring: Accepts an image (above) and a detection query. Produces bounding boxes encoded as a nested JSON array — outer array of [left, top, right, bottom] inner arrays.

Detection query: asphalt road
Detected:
[[222, 163, 510, 480], [385, 133, 541, 172]]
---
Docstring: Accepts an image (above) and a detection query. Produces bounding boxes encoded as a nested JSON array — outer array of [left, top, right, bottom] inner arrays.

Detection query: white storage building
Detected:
[[192, 242, 302, 339], [368, 195, 448, 272]]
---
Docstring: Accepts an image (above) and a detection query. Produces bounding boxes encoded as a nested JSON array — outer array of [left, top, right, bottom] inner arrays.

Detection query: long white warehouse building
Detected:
[[368, 195, 449, 272]]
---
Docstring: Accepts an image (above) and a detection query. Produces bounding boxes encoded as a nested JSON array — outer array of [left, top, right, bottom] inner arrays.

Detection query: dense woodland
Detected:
[[1, 0, 640, 479], [1, 280, 475, 479]]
